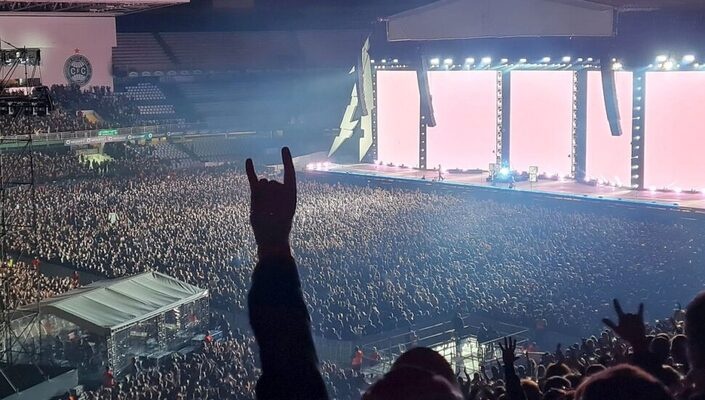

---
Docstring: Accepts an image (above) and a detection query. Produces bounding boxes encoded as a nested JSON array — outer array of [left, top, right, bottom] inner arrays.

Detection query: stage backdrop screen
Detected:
[[585, 71, 634, 186], [509, 71, 575, 176], [376, 70, 420, 168], [426, 71, 499, 170], [644, 71, 705, 191]]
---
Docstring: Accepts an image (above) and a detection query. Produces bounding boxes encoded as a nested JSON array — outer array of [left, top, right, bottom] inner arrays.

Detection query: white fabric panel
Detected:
[[388, 0, 614, 41], [21, 272, 207, 335]]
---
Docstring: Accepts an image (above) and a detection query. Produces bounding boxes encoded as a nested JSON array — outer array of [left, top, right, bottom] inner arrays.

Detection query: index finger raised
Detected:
[[282, 147, 296, 189], [245, 158, 258, 189]]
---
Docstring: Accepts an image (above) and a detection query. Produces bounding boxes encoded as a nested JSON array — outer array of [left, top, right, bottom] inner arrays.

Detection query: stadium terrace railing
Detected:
[[0, 122, 229, 144]]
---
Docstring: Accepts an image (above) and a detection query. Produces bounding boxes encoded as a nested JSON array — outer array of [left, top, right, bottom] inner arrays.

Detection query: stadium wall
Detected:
[[0, 16, 116, 88]]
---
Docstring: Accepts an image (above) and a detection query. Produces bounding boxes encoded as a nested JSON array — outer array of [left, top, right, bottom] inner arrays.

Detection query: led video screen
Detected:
[[426, 71, 499, 171], [644, 71, 705, 191], [585, 71, 634, 186], [376, 70, 420, 168], [509, 71, 575, 176]]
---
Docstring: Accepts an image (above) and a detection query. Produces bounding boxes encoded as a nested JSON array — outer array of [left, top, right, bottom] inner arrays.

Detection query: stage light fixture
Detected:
[[562, 56, 571, 63], [518, 58, 527, 63], [481, 57, 492, 64], [500, 58, 508, 64], [683, 54, 696, 64], [465, 57, 475, 64], [655, 55, 668, 63], [586, 57, 594, 62], [430, 58, 440, 66], [612, 62, 623, 70], [392, 58, 399, 63], [663, 60, 675, 70], [381, 59, 387, 64], [541, 57, 551, 63], [443, 58, 453, 65]]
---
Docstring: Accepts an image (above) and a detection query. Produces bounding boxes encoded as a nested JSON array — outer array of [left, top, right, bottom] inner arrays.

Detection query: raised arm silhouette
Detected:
[[246, 147, 328, 400]]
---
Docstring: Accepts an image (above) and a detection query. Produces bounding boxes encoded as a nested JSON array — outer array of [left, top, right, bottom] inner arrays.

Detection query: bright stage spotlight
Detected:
[[481, 56, 492, 64], [663, 60, 675, 70], [500, 58, 509, 64], [683, 54, 696, 64], [443, 58, 453, 66], [612, 62, 623, 70], [518, 58, 527, 63], [655, 54, 669, 63], [430, 58, 440, 66], [561, 56, 571, 63], [541, 56, 551, 63], [465, 57, 475, 64]]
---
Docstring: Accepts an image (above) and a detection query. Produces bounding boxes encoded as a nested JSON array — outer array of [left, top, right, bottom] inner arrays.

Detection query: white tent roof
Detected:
[[21, 272, 207, 336], [387, 0, 615, 41]]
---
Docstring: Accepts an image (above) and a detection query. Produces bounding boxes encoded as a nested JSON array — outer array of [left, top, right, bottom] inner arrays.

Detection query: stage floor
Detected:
[[320, 164, 705, 213]]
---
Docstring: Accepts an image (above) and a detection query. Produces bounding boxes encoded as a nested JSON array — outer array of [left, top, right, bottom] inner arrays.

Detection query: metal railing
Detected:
[[0, 122, 213, 143]]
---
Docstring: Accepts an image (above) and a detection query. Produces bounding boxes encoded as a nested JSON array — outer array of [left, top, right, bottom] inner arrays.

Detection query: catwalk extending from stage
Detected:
[[314, 163, 705, 213]]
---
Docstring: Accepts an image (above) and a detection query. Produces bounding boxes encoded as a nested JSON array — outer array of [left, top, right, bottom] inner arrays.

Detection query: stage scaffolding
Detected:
[[360, 316, 529, 378], [0, 43, 43, 394]]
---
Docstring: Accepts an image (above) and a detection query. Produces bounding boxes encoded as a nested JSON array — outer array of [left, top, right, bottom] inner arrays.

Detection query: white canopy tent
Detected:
[[21, 271, 208, 336], [387, 0, 615, 41]]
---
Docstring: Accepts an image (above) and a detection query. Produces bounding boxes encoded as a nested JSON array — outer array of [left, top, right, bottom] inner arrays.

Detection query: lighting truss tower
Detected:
[[0, 43, 42, 391]]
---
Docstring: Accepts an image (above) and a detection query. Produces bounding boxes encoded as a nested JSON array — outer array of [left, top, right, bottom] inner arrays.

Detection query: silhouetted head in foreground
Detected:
[[687, 291, 705, 369], [363, 347, 462, 400], [574, 364, 673, 400]]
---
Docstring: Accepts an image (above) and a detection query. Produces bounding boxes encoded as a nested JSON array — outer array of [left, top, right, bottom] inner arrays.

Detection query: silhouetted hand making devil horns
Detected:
[[246, 147, 297, 256], [245, 147, 329, 400]]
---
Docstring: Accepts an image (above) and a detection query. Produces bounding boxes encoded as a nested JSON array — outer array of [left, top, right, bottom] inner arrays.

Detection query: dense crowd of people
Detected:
[[1, 146, 704, 399], [0, 85, 152, 136], [6, 158, 703, 340], [0, 259, 78, 310]]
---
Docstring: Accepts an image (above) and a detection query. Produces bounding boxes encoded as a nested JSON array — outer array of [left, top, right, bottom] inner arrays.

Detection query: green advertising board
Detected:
[[98, 129, 119, 136]]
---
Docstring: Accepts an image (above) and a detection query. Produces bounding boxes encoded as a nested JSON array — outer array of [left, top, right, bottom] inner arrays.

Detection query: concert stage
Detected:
[[316, 163, 705, 213]]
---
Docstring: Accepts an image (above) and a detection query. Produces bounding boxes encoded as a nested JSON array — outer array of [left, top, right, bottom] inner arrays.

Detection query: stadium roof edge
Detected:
[[0, 0, 188, 15]]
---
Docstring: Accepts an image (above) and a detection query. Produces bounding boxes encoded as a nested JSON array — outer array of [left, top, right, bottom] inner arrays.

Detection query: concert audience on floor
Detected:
[[7, 152, 703, 340], [238, 148, 705, 400], [1, 146, 704, 400], [0, 259, 78, 310]]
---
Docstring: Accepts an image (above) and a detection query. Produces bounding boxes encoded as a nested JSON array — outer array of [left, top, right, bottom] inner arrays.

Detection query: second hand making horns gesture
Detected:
[[246, 147, 297, 251]]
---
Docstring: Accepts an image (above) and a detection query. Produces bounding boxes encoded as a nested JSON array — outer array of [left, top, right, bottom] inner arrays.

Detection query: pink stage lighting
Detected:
[[509, 71, 575, 176], [585, 71, 633, 186], [376, 71, 420, 168], [426, 71, 499, 171], [644, 72, 705, 191]]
